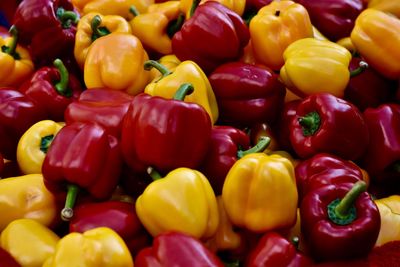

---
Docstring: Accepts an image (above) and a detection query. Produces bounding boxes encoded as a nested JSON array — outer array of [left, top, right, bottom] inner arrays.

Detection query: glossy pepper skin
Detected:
[[222, 153, 298, 232], [209, 62, 286, 127], [64, 88, 133, 138], [368, 0, 400, 18], [43, 227, 133, 267], [17, 120, 64, 174], [300, 181, 380, 261], [84, 33, 151, 96], [0, 88, 47, 160], [351, 9, 400, 79], [135, 232, 224, 267], [290, 93, 369, 161], [172, 1, 250, 74], [276, 100, 300, 153], [246, 232, 313, 267], [70, 200, 150, 256], [250, 0, 313, 71], [19, 59, 83, 121], [0, 247, 21, 267], [374, 195, 400, 247], [13, 0, 79, 65], [295, 0, 364, 41], [121, 84, 212, 174], [280, 38, 352, 98], [361, 104, 400, 184], [180, 0, 246, 18]]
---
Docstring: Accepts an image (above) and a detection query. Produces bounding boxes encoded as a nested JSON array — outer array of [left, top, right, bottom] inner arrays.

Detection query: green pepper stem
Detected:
[[298, 111, 320, 137], [40, 135, 54, 153], [291, 236, 300, 250], [90, 15, 111, 41], [335, 181, 367, 217], [143, 60, 172, 79], [61, 184, 80, 221], [147, 167, 163, 181], [167, 13, 185, 38], [57, 8, 79, 29], [173, 83, 194, 101], [350, 61, 369, 77], [237, 137, 271, 158], [1, 25, 21, 59], [53, 59, 72, 97], [190, 0, 201, 18], [129, 5, 140, 17]]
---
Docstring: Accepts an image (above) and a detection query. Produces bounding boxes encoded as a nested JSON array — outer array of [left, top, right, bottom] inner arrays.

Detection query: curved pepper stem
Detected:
[[147, 167, 163, 181], [292, 236, 300, 250], [40, 135, 54, 153], [327, 181, 367, 225], [91, 15, 111, 41], [298, 111, 320, 137], [129, 5, 140, 17], [144, 60, 172, 80], [173, 83, 194, 101], [237, 137, 271, 158], [190, 0, 201, 18], [350, 61, 369, 77], [167, 13, 185, 38], [61, 184, 80, 221], [57, 7, 79, 29], [53, 59, 72, 97], [1, 25, 20, 59]]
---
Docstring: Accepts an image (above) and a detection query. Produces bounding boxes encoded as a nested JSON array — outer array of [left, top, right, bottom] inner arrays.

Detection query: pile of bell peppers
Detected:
[[0, 0, 400, 266]]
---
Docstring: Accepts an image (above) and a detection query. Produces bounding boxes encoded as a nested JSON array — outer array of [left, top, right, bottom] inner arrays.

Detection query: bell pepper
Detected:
[[172, 1, 250, 74], [300, 181, 380, 261], [361, 104, 400, 184], [246, 232, 313, 267], [374, 195, 400, 247], [248, 123, 281, 154], [200, 126, 270, 195], [13, 0, 79, 65], [74, 12, 132, 69], [208, 62, 286, 127], [16, 120, 64, 175], [351, 9, 400, 79], [0, 246, 21, 267], [295, 0, 364, 41], [136, 167, 219, 239], [69, 200, 151, 257], [18, 59, 83, 121], [84, 32, 151, 96], [135, 231, 224, 267], [0, 174, 57, 232], [222, 153, 298, 232], [149, 54, 181, 81], [245, 0, 273, 11], [0, 26, 34, 87], [42, 122, 123, 221], [368, 0, 400, 18], [180, 0, 246, 18], [275, 100, 300, 153], [64, 88, 133, 138], [0, 88, 47, 160], [280, 38, 352, 98], [1, 218, 60, 267], [144, 60, 218, 124], [290, 92, 369, 160], [250, 1, 313, 71], [122, 84, 211, 173], [130, 1, 185, 55], [43, 227, 133, 267]]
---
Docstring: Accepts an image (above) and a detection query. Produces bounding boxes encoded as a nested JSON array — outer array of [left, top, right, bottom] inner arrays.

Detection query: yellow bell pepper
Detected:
[[71, 0, 154, 19], [17, 120, 64, 175], [336, 37, 356, 54], [0, 174, 57, 232], [374, 195, 400, 247], [1, 218, 59, 267], [351, 8, 400, 79], [180, 0, 246, 19], [368, 0, 400, 18], [43, 227, 133, 267], [74, 12, 132, 69], [149, 54, 181, 81], [130, 1, 184, 55], [0, 26, 34, 87], [313, 26, 328, 41], [136, 167, 219, 239], [280, 38, 352, 98], [84, 32, 151, 96], [222, 153, 298, 232], [250, 0, 314, 71], [144, 59, 218, 123]]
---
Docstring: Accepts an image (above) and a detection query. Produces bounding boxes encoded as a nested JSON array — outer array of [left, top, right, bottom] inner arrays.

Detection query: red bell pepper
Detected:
[[172, 1, 250, 74], [276, 99, 301, 153], [290, 92, 369, 161], [65, 89, 133, 138], [300, 181, 380, 261], [294, 0, 365, 41], [135, 231, 224, 267], [121, 83, 211, 174], [246, 232, 313, 267], [12, 0, 79, 65], [361, 104, 400, 184], [208, 62, 285, 127], [0, 88, 47, 160], [19, 59, 82, 121], [42, 122, 123, 221], [245, 0, 273, 11], [0, 246, 21, 267], [69, 200, 151, 257]]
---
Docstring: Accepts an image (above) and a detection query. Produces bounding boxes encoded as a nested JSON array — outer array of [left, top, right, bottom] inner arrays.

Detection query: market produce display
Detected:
[[0, 0, 400, 266]]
